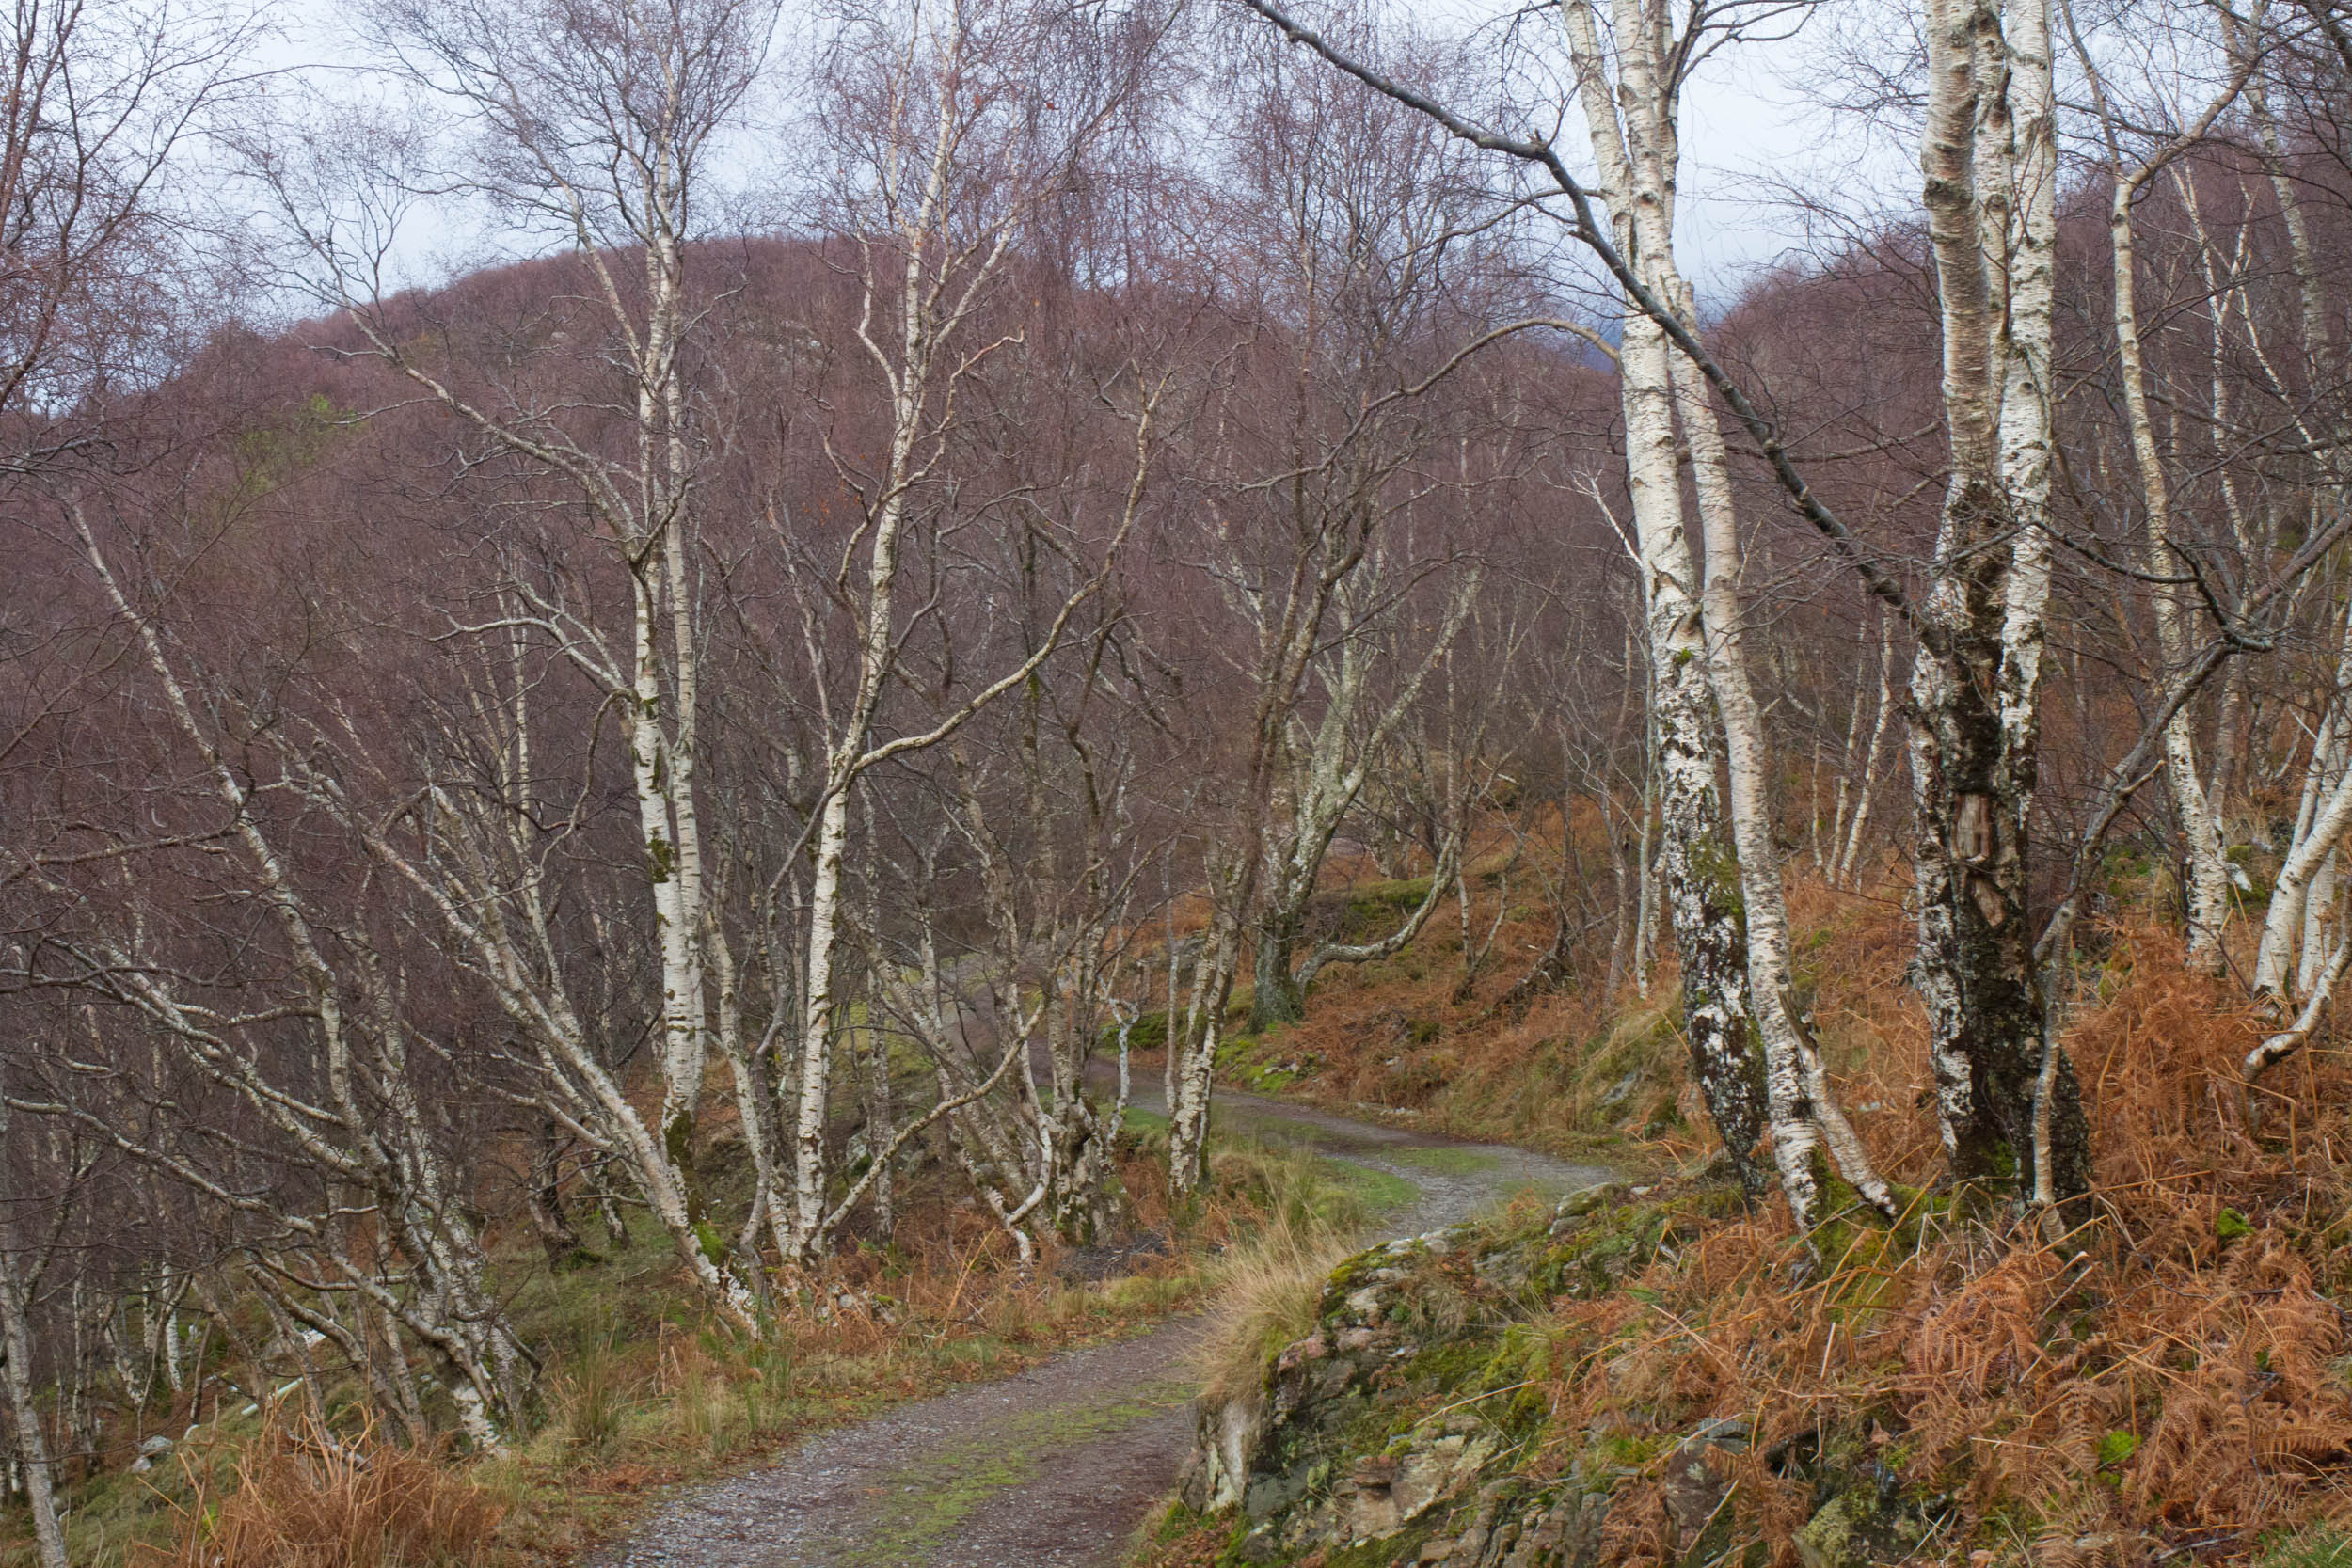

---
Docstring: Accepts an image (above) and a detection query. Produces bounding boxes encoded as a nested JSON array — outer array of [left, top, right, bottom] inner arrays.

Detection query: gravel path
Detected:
[[583, 1091, 1611, 1568]]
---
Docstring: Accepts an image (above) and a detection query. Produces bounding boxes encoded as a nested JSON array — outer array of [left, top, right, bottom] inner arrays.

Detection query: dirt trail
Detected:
[[583, 1092, 1611, 1568]]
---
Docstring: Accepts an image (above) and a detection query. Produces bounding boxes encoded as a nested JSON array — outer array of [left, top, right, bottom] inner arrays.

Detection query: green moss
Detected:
[[831, 1378, 1196, 1565], [1688, 834, 1746, 921], [1323, 1161, 1417, 1215], [1106, 1009, 1170, 1055], [1382, 1147, 1502, 1177]]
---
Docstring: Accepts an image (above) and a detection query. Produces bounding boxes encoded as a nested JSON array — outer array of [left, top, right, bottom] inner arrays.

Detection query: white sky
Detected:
[[251, 0, 1918, 308]]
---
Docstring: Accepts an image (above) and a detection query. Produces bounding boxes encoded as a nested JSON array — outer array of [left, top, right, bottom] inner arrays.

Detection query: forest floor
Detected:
[[578, 1087, 1612, 1568]]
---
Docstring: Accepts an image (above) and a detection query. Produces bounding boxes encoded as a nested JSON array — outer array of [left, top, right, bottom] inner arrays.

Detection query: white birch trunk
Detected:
[[1837, 615, 1899, 887], [1914, 0, 2088, 1203], [0, 1101, 66, 1568], [2104, 161, 2231, 973], [2256, 755, 2352, 996]]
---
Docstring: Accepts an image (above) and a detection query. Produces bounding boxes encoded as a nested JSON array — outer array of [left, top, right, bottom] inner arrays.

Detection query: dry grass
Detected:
[[133, 1414, 503, 1568], [1190, 1146, 1366, 1407]]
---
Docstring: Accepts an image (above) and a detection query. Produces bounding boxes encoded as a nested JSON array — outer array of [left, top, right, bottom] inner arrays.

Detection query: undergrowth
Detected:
[[1504, 917, 2352, 1561], [7, 1135, 1346, 1567], [1192, 1142, 1379, 1409], [1166, 909, 2352, 1566], [131, 1413, 501, 1568]]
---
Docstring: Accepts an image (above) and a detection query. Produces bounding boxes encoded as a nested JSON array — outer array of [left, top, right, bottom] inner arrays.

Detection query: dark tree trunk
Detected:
[[1909, 480, 2091, 1205], [527, 1118, 591, 1268], [1248, 909, 1307, 1032]]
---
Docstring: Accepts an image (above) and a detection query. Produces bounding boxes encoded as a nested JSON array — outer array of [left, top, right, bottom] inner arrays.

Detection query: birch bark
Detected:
[[1913, 0, 2089, 1204], [0, 1096, 65, 1568], [1626, 3, 1893, 1218], [2083, 70, 2243, 974], [1558, 0, 1890, 1212], [1837, 616, 1898, 887]]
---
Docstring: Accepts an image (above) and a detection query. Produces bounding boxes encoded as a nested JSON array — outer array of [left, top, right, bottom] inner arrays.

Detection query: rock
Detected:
[[1659, 1418, 1750, 1559], [1274, 1332, 1327, 1372], [1660, 1446, 1729, 1544], [1553, 1183, 1631, 1224], [1190, 1393, 1264, 1513], [1336, 1433, 1496, 1544], [1794, 1493, 1867, 1568], [1236, 1523, 1284, 1563], [1680, 1416, 1749, 1452], [1246, 1466, 1311, 1521], [138, 1433, 174, 1456]]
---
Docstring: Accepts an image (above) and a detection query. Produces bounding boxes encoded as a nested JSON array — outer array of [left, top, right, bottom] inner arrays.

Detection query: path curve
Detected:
[[584, 1092, 1611, 1568]]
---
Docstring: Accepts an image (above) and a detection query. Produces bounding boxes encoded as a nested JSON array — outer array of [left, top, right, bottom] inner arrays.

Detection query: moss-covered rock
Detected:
[[1178, 1184, 1713, 1565], [1170, 1177, 1953, 1568]]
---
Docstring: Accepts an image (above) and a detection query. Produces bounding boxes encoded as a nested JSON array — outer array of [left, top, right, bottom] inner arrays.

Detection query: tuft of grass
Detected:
[[1192, 1224, 1352, 1411], [1191, 1142, 1369, 1408], [133, 1413, 502, 1568], [2264, 1528, 2352, 1568], [551, 1349, 628, 1462]]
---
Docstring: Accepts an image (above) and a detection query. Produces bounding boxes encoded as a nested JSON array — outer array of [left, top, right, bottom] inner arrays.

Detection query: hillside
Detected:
[[1133, 876, 2352, 1567]]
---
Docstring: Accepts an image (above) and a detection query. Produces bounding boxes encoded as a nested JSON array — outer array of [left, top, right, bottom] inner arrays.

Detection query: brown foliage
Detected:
[[135, 1416, 504, 1568], [1490, 915, 2352, 1563]]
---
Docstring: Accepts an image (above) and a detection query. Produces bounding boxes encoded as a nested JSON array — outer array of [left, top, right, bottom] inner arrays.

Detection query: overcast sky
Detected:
[[252, 0, 1919, 307]]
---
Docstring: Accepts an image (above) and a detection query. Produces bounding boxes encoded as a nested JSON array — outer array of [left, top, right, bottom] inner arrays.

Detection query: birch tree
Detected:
[[0, 1094, 66, 1568], [237, 0, 784, 1314], [762, 0, 1165, 1262], [1159, 24, 1515, 1193], [1545, 0, 1894, 1222], [2068, 3, 2253, 976], [1909, 0, 2090, 1204]]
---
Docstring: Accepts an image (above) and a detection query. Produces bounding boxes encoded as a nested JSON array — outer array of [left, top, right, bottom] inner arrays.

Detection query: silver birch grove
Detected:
[[49, 519, 535, 1435], [779, 0, 1152, 1257], [240, 0, 782, 1322]]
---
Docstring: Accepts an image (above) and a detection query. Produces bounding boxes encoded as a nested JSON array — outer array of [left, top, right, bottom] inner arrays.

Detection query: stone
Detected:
[[1680, 1416, 1749, 1452], [1246, 1465, 1311, 1520], [1276, 1332, 1327, 1373], [1341, 1433, 1496, 1544], [1236, 1523, 1284, 1563], [1793, 1494, 1867, 1568], [1554, 1183, 1629, 1221]]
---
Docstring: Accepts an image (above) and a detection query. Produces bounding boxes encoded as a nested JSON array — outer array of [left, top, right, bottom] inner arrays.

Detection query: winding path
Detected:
[[583, 1092, 1610, 1568]]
